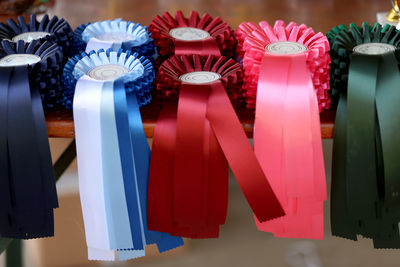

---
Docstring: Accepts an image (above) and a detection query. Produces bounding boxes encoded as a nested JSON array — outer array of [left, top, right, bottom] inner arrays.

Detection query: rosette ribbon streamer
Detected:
[[236, 21, 330, 239], [62, 49, 183, 260], [148, 55, 284, 238], [0, 40, 61, 239], [72, 19, 155, 60], [328, 22, 400, 248], [0, 14, 73, 107]]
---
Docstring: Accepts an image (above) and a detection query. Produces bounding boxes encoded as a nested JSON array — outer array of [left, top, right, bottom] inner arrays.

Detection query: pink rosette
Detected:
[[234, 20, 330, 239], [235, 20, 331, 111]]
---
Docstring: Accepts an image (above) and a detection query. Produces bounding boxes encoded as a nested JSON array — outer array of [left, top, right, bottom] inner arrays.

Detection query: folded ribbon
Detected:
[[328, 22, 400, 248], [0, 14, 72, 107], [72, 19, 155, 61], [0, 40, 61, 239], [149, 11, 237, 71], [63, 49, 182, 260], [236, 20, 330, 239], [148, 54, 284, 239]]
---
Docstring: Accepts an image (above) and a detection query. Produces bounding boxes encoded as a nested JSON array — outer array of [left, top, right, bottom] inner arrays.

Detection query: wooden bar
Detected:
[[45, 98, 336, 139]]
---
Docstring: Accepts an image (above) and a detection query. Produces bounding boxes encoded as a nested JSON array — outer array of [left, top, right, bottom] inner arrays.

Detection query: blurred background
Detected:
[[1, 0, 399, 266]]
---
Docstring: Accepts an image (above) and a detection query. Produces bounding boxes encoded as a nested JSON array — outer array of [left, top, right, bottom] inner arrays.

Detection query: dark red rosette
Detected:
[[155, 54, 243, 107], [149, 11, 236, 59], [147, 54, 284, 239]]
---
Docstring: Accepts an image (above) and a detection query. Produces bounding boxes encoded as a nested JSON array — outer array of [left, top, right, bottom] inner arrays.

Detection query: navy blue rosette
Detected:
[[62, 48, 183, 260], [72, 19, 155, 60], [0, 39, 60, 239], [0, 14, 73, 58]]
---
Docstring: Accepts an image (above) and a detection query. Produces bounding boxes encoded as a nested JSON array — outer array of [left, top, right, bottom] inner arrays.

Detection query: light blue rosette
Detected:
[[72, 19, 155, 60], [62, 49, 183, 261]]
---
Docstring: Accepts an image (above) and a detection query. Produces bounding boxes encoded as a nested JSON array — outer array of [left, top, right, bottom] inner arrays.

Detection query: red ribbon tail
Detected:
[[206, 81, 285, 222]]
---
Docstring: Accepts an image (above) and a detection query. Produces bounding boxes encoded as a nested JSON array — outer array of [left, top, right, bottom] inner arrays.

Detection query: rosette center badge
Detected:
[[179, 71, 221, 84], [266, 41, 308, 55], [12, 32, 51, 43], [353, 42, 396, 55], [169, 27, 210, 41], [0, 54, 41, 66], [87, 64, 129, 81]]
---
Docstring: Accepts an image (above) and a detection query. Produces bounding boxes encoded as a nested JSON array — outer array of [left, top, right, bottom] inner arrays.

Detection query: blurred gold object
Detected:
[[386, 0, 399, 22]]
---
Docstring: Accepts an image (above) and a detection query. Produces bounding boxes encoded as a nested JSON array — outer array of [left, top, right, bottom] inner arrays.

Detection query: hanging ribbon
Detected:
[[329, 22, 400, 248], [0, 14, 72, 107], [71, 19, 155, 61], [63, 48, 182, 260], [235, 20, 330, 239], [148, 54, 284, 239], [0, 40, 61, 239]]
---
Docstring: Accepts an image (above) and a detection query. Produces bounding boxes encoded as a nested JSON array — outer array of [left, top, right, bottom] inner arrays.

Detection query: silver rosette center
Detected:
[[266, 41, 308, 55], [88, 64, 129, 81], [169, 27, 210, 41], [0, 54, 41, 67], [12, 32, 51, 43], [353, 43, 396, 55], [96, 32, 135, 42], [179, 71, 221, 84]]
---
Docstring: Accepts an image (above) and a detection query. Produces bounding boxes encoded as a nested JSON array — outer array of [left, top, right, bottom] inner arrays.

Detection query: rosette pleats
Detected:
[[0, 40, 60, 239], [63, 49, 182, 260], [0, 14, 73, 57], [149, 11, 238, 74], [235, 20, 331, 111], [148, 54, 284, 238], [71, 19, 155, 60], [235, 20, 329, 239], [329, 22, 400, 248]]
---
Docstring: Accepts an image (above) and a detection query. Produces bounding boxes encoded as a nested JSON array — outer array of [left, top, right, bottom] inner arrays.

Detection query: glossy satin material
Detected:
[[254, 53, 326, 239], [0, 66, 57, 239]]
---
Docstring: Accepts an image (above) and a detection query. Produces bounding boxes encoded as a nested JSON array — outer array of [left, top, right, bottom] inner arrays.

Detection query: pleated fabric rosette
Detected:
[[72, 19, 155, 60], [149, 11, 237, 74], [147, 54, 284, 239], [328, 22, 400, 248], [0, 14, 73, 57], [0, 40, 61, 239], [62, 48, 183, 261], [0, 14, 73, 107], [235, 20, 330, 239]]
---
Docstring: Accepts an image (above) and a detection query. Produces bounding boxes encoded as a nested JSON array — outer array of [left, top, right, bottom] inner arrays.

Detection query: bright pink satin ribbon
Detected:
[[254, 52, 326, 239]]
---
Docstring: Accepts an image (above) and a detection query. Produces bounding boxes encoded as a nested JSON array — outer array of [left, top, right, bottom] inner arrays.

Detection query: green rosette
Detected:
[[329, 22, 400, 248]]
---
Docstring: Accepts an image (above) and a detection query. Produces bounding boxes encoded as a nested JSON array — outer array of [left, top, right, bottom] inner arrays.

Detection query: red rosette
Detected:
[[155, 54, 243, 107], [149, 11, 236, 58], [235, 20, 331, 112], [148, 54, 284, 239]]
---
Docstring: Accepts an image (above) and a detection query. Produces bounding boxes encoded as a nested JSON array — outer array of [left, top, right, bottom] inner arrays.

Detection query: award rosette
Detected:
[[0, 14, 73, 57], [328, 22, 400, 248], [149, 11, 237, 65], [72, 19, 155, 59], [147, 54, 284, 238], [62, 48, 183, 260], [0, 40, 61, 239], [235, 20, 330, 239], [0, 14, 73, 107]]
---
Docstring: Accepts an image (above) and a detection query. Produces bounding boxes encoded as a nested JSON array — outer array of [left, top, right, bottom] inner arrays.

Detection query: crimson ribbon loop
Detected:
[[174, 38, 221, 56]]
